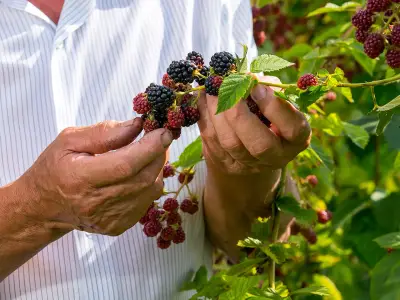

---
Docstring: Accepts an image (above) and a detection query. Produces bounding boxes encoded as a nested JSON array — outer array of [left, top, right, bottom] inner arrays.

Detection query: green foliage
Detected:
[[172, 136, 203, 168], [250, 55, 295, 73]]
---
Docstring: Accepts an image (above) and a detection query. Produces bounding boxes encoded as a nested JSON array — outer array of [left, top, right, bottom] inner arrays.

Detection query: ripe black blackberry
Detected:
[[351, 10, 373, 31], [386, 49, 400, 69], [182, 105, 200, 127], [146, 84, 176, 112], [153, 109, 168, 126], [366, 0, 391, 12], [364, 33, 385, 58], [210, 51, 236, 76], [356, 30, 369, 43], [205, 75, 223, 96], [391, 25, 400, 46], [297, 74, 318, 90], [167, 60, 197, 84], [186, 51, 204, 68], [195, 66, 210, 85]]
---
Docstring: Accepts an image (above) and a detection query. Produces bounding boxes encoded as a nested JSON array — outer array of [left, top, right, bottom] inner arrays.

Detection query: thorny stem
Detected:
[[268, 167, 287, 289]]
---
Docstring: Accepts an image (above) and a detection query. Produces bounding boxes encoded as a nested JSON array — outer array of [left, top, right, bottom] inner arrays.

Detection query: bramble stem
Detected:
[[259, 81, 296, 89], [176, 86, 205, 96], [336, 74, 400, 88]]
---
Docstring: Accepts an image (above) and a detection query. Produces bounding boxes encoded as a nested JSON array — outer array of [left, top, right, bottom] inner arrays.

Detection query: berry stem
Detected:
[[176, 86, 205, 96], [382, 11, 398, 31], [185, 184, 194, 198], [193, 70, 207, 79], [336, 73, 400, 88], [259, 81, 297, 89]]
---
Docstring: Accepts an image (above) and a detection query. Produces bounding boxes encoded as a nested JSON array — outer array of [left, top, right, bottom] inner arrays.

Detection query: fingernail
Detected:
[[251, 85, 268, 103], [161, 130, 173, 148]]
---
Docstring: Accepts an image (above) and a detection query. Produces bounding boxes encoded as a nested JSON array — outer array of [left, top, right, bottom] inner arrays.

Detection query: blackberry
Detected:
[[195, 66, 210, 85], [164, 124, 181, 140], [306, 175, 318, 187], [178, 171, 194, 184], [167, 60, 197, 84], [355, 30, 369, 43], [148, 208, 161, 221], [364, 33, 385, 58], [205, 75, 223, 96], [143, 221, 162, 237], [146, 84, 176, 111], [163, 198, 179, 212], [153, 109, 168, 126], [254, 31, 267, 47], [163, 163, 175, 178], [181, 93, 194, 106], [252, 6, 260, 18], [301, 227, 317, 245], [182, 106, 200, 127], [180, 199, 193, 213], [210, 51, 236, 76], [297, 74, 318, 90], [160, 226, 176, 241], [162, 73, 176, 89], [366, 0, 391, 12], [325, 91, 337, 101], [351, 10, 373, 31], [133, 93, 151, 114], [139, 215, 149, 225], [391, 25, 400, 46], [386, 49, 400, 69], [167, 211, 182, 225], [254, 19, 266, 33], [157, 236, 172, 249], [317, 210, 333, 224], [143, 118, 160, 133], [186, 51, 204, 68], [172, 227, 186, 244], [188, 201, 199, 215], [167, 107, 185, 129]]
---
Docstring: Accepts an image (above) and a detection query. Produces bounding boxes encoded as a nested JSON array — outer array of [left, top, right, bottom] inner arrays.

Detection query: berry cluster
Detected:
[[140, 163, 199, 249], [351, 0, 400, 69]]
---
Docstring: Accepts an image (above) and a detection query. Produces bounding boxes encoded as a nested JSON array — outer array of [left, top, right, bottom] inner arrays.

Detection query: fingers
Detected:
[[83, 129, 171, 185], [62, 118, 144, 154], [250, 78, 311, 147]]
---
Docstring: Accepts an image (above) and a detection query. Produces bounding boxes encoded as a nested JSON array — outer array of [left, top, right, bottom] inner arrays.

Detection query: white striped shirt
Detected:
[[0, 0, 257, 299]]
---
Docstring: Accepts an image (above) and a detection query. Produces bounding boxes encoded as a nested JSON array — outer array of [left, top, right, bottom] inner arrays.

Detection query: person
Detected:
[[0, 0, 311, 299]]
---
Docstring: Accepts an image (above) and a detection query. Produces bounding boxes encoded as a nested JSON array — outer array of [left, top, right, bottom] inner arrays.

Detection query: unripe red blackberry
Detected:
[[167, 211, 182, 225], [163, 163, 175, 178], [167, 60, 197, 84], [163, 198, 179, 212], [173, 227, 186, 244], [139, 215, 149, 225], [180, 199, 193, 213], [164, 124, 181, 140], [162, 73, 176, 89], [178, 171, 194, 184], [252, 6, 260, 18], [133, 93, 151, 114], [306, 175, 318, 187], [391, 25, 400, 46], [366, 0, 391, 12], [254, 31, 267, 47], [260, 4, 271, 15], [167, 107, 185, 129], [146, 84, 176, 112], [351, 10, 373, 31], [300, 227, 317, 244], [188, 202, 199, 215], [143, 118, 160, 133], [195, 65, 210, 85], [355, 30, 369, 43], [364, 33, 385, 58], [157, 236, 172, 249], [210, 51, 236, 76], [317, 210, 333, 224], [182, 105, 200, 127], [143, 221, 162, 237], [148, 208, 161, 221], [186, 51, 204, 68], [386, 49, 400, 69], [297, 74, 318, 90], [387, 248, 394, 254], [254, 19, 266, 32], [160, 226, 176, 241], [205, 75, 223, 96], [325, 91, 337, 102]]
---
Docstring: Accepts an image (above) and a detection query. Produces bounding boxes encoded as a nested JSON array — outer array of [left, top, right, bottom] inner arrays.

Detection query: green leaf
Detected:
[[348, 43, 376, 76], [317, 69, 330, 77], [180, 265, 208, 292], [261, 243, 299, 264], [377, 95, 400, 112], [226, 258, 266, 276], [338, 87, 354, 103], [371, 251, 400, 300], [291, 286, 330, 296], [311, 113, 344, 136], [258, 0, 274, 7], [190, 275, 229, 300], [276, 195, 317, 225], [374, 232, 400, 249], [283, 44, 313, 59], [237, 237, 263, 248], [297, 85, 328, 112], [236, 44, 249, 73], [395, 152, 400, 169], [217, 74, 256, 114], [307, 2, 360, 17], [310, 137, 335, 170], [334, 67, 345, 81], [219, 276, 260, 300], [250, 54, 294, 73], [173, 137, 203, 168], [313, 274, 343, 300], [376, 111, 394, 136], [343, 122, 370, 149]]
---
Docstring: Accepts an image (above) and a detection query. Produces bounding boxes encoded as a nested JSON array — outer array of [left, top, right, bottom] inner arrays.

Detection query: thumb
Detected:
[[65, 118, 143, 154]]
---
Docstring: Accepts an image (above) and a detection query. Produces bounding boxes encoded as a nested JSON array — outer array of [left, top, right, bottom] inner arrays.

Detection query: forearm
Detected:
[[0, 177, 68, 282], [203, 161, 281, 261]]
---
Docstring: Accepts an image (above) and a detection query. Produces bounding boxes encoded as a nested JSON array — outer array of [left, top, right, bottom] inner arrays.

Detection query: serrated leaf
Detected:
[[297, 85, 328, 112], [291, 286, 330, 297], [343, 122, 370, 149], [181, 265, 208, 292], [339, 86, 353, 103], [274, 91, 289, 101], [310, 137, 334, 170], [239, 57, 248, 73], [348, 43, 376, 76], [317, 69, 330, 77], [237, 237, 263, 248], [261, 243, 299, 264], [276, 196, 317, 225], [217, 74, 256, 114], [376, 111, 394, 136], [173, 136, 203, 168], [311, 113, 344, 136], [326, 77, 339, 89], [219, 276, 260, 300], [374, 232, 400, 249], [307, 2, 359, 17], [371, 251, 400, 300], [190, 275, 229, 300], [313, 275, 342, 300], [226, 258, 266, 276], [250, 54, 294, 73], [377, 95, 400, 112], [248, 288, 284, 300]]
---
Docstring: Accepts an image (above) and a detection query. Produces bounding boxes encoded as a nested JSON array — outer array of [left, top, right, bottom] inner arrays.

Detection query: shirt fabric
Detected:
[[0, 0, 257, 299]]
